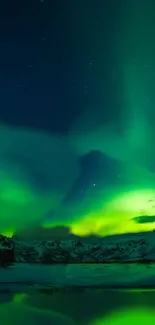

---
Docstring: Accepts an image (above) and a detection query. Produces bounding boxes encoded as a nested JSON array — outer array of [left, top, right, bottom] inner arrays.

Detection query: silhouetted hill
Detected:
[[14, 225, 155, 244]]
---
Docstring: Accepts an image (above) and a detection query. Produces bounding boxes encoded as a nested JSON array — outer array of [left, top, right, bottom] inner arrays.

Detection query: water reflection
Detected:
[[1, 287, 155, 324]]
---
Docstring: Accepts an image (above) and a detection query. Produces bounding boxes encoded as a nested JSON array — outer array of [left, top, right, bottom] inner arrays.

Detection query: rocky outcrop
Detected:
[[1, 232, 155, 263]]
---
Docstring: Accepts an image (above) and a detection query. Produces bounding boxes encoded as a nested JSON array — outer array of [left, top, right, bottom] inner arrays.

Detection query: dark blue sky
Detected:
[[0, 0, 121, 134]]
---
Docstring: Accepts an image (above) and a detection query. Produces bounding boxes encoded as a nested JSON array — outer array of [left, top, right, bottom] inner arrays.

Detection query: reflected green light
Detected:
[[91, 308, 155, 325]]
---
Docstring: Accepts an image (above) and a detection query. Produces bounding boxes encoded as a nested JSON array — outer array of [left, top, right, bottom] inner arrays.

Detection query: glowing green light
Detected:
[[69, 188, 155, 237], [91, 308, 155, 325]]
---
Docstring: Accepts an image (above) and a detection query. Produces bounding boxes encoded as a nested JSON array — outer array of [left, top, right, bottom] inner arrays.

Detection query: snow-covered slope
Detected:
[[2, 232, 155, 263]]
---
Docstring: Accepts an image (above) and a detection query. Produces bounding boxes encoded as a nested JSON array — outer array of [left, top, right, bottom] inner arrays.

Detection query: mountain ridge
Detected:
[[1, 230, 155, 264]]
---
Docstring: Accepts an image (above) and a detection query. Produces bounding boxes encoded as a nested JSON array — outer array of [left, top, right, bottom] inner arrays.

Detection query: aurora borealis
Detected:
[[1, 0, 155, 240], [0, 126, 79, 237]]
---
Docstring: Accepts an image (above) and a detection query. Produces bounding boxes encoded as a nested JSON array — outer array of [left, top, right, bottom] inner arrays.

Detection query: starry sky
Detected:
[[0, 0, 121, 133], [1, 0, 155, 239]]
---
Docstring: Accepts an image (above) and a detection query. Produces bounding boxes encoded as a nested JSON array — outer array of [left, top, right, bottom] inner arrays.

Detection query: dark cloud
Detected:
[[133, 215, 155, 224], [63, 150, 125, 205]]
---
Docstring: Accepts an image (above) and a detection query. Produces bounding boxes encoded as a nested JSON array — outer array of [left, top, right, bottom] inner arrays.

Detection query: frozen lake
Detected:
[[0, 263, 155, 289], [0, 264, 155, 324]]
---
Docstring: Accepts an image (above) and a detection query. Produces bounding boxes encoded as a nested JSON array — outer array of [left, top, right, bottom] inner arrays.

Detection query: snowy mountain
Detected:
[[1, 232, 155, 263]]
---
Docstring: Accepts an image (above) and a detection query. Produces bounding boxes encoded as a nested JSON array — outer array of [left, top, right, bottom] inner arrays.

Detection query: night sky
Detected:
[[1, 0, 155, 239], [0, 0, 121, 133]]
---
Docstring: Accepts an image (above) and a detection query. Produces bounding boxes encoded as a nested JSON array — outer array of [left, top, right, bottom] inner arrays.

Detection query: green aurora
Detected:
[[1, 1, 155, 239], [67, 1, 155, 237]]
